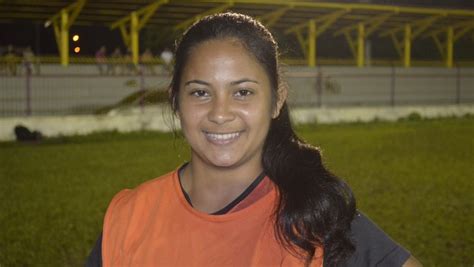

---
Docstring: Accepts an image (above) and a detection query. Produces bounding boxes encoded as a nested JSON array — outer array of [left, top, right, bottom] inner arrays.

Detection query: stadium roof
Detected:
[[1, 0, 473, 67], [2, 0, 473, 29]]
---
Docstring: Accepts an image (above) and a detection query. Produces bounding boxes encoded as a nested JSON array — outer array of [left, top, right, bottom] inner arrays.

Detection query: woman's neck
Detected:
[[180, 159, 263, 213]]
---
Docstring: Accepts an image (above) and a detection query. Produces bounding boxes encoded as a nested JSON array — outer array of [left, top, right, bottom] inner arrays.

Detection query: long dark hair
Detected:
[[169, 12, 356, 266]]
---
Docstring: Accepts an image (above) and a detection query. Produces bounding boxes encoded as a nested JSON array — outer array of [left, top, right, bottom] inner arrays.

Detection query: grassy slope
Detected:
[[0, 117, 472, 266]]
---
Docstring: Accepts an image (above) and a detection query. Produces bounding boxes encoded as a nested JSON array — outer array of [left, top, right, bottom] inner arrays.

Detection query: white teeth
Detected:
[[206, 132, 240, 141]]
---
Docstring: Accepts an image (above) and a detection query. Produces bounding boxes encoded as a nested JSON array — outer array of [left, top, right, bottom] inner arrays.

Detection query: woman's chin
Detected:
[[203, 155, 244, 169], [209, 159, 237, 169]]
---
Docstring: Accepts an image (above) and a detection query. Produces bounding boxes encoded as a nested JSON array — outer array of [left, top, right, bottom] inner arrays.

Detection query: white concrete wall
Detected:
[[1, 104, 473, 141], [1, 65, 474, 116]]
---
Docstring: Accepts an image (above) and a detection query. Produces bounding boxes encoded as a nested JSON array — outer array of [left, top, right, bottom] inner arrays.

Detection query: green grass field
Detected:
[[1, 116, 473, 266]]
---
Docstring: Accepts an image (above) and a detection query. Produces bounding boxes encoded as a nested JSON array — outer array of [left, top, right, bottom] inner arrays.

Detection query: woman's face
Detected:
[[177, 39, 279, 171]]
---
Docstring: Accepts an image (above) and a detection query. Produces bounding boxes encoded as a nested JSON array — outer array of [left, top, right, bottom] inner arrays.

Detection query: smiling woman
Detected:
[[177, 39, 280, 176], [86, 12, 421, 267]]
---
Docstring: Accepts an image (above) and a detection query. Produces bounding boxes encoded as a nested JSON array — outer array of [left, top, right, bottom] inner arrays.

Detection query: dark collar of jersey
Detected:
[[178, 163, 266, 215]]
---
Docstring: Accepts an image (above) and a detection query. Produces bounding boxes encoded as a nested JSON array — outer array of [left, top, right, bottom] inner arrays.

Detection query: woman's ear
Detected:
[[272, 86, 288, 119]]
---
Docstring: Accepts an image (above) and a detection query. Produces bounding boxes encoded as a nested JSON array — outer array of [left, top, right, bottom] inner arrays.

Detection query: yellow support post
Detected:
[[111, 0, 168, 29], [424, 21, 472, 68], [404, 24, 411, 68], [454, 25, 474, 42], [344, 31, 356, 57], [334, 24, 357, 36], [390, 33, 402, 57], [379, 26, 403, 38], [47, 0, 85, 66], [131, 12, 139, 65], [365, 13, 393, 37], [53, 22, 60, 50], [308, 19, 316, 67], [60, 9, 69, 66], [357, 23, 365, 67], [423, 20, 474, 39], [110, 0, 168, 64], [68, 0, 86, 26], [316, 9, 348, 36], [137, 0, 168, 30], [119, 25, 130, 47], [335, 12, 390, 37], [295, 30, 307, 57], [174, 3, 233, 31], [201, 0, 473, 17], [286, 9, 348, 36], [411, 16, 441, 39], [257, 6, 291, 28], [431, 34, 445, 58], [446, 26, 454, 68]]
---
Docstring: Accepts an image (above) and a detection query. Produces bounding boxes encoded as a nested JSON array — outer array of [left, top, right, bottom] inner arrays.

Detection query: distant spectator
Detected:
[[140, 48, 155, 75], [124, 48, 137, 75], [4, 45, 19, 76], [108, 47, 123, 75], [22, 46, 34, 75], [34, 53, 41, 75], [0, 46, 5, 75], [160, 47, 173, 73], [95, 46, 107, 75]]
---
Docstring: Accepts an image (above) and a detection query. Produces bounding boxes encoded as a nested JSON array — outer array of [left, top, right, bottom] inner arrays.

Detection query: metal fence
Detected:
[[286, 66, 474, 107], [1, 63, 170, 116], [1, 63, 473, 117]]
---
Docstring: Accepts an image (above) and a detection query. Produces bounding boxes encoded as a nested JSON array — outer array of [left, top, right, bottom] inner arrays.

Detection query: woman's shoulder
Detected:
[[134, 170, 177, 194], [343, 212, 411, 266], [106, 170, 177, 216]]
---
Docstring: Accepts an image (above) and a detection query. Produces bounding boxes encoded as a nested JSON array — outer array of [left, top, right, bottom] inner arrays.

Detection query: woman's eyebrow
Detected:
[[230, 78, 259, 85], [184, 80, 210, 86]]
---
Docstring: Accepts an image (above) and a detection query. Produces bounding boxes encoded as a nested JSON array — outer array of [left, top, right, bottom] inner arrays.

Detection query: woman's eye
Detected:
[[235, 89, 253, 98], [190, 90, 208, 97]]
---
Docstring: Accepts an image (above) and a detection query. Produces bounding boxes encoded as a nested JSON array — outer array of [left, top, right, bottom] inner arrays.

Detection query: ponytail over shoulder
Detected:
[[263, 104, 356, 266]]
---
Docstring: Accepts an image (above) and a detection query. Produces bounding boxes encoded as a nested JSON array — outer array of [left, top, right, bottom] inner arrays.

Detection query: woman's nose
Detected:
[[208, 95, 235, 124]]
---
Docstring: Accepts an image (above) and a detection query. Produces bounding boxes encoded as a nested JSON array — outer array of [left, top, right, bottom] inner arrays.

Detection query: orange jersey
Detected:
[[102, 170, 323, 267]]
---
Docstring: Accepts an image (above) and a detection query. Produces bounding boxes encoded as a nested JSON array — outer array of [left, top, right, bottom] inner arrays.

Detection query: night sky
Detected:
[[0, 22, 125, 56]]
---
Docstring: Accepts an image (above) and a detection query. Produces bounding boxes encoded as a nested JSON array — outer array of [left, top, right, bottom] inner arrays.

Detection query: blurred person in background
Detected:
[[95, 46, 107, 75], [124, 48, 137, 75], [22, 46, 34, 76], [108, 47, 123, 75], [140, 48, 155, 75], [0, 46, 5, 75], [87, 13, 422, 267], [160, 46, 173, 74], [4, 45, 19, 76]]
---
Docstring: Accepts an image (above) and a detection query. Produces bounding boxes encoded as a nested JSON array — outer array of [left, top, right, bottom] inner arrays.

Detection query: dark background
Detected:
[[0, 0, 473, 58]]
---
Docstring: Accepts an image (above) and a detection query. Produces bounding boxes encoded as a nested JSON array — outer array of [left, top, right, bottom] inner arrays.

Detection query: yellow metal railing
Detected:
[[0, 55, 470, 68]]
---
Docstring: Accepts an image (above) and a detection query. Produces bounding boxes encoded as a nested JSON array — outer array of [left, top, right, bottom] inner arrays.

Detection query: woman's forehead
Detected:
[[187, 38, 248, 59], [181, 39, 268, 80]]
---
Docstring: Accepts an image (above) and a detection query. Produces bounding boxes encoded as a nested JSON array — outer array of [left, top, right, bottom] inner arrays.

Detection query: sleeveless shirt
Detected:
[[102, 170, 323, 267]]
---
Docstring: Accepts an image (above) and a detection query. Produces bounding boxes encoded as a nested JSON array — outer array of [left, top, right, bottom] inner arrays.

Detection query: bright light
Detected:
[[74, 47, 81, 53], [72, 34, 79, 42], [44, 20, 52, 28]]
